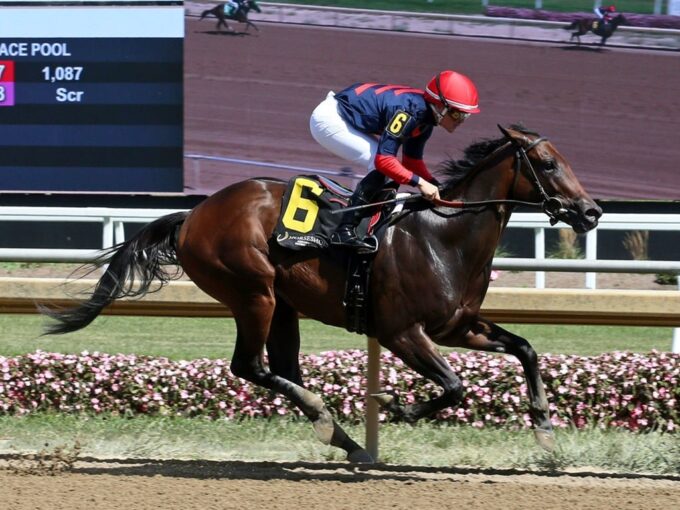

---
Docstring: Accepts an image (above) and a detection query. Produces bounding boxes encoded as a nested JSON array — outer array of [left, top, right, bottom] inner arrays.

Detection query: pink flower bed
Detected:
[[0, 350, 677, 432], [484, 7, 680, 30]]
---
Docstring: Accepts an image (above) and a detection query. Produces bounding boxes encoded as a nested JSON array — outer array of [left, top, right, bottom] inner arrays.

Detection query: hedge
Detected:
[[0, 350, 677, 432]]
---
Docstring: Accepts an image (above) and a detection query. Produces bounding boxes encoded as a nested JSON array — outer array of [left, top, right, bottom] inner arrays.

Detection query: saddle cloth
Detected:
[[273, 174, 394, 251]]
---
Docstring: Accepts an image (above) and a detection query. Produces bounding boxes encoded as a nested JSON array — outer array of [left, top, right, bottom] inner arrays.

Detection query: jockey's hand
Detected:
[[418, 180, 440, 202]]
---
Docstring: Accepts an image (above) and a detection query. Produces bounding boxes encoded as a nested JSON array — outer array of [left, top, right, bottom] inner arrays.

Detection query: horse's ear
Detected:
[[497, 124, 512, 140]]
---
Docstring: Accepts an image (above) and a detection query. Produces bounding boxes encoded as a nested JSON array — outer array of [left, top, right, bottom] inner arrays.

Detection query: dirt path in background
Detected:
[[2, 458, 679, 510]]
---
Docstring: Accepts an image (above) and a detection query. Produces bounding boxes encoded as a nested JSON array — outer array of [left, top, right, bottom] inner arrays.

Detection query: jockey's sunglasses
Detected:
[[448, 109, 471, 122]]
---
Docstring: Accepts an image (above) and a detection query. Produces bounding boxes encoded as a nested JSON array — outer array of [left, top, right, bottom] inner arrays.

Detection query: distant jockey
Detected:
[[223, 0, 243, 16], [594, 4, 616, 24]]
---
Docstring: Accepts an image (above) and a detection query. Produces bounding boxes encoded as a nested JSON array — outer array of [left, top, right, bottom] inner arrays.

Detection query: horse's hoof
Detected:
[[347, 449, 375, 464], [370, 393, 394, 408], [534, 429, 556, 452]]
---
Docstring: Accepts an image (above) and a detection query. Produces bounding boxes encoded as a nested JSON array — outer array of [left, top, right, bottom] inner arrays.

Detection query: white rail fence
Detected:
[[1, 206, 679, 287]]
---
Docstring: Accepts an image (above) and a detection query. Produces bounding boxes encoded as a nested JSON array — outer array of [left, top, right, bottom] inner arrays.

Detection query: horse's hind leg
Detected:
[[202, 269, 371, 461], [216, 14, 229, 31], [459, 318, 554, 451], [266, 298, 302, 386], [261, 298, 371, 462], [231, 304, 370, 462]]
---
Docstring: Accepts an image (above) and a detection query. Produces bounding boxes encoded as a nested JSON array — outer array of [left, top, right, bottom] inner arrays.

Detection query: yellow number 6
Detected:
[[281, 178, 324, 233], [388, 112, 409, 135]]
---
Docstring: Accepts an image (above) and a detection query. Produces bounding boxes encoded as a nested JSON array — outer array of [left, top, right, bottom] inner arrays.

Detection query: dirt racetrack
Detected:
[[3, 458, 680, 510], [183, 18, 680, 200]]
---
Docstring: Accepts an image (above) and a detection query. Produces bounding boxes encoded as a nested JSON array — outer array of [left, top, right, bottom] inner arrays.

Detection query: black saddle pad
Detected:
[[273, 175, 352, 250], [273, 175, 401, 251]]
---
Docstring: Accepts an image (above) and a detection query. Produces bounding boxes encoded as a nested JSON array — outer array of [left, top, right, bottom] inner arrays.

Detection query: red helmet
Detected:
[[607, 5, 616, 11], [424, 70, 480, 114]]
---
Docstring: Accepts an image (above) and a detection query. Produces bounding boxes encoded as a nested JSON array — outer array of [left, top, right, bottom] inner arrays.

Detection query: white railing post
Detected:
[[654, 0, 663, 15], [534, 227, 545, 289], [585, 229, 597, 289], [102, 216, 114, 249], [365, 337, 381, 461], [114, 221, 126, 245]]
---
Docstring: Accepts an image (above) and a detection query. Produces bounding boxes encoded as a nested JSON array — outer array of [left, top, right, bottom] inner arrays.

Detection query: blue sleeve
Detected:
[[377, 132, 402, 157]]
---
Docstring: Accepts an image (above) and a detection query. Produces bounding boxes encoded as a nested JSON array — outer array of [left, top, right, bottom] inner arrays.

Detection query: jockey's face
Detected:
[[439, 109, 470, 133]]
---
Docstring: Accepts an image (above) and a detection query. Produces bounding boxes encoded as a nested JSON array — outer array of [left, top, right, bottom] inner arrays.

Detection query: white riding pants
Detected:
[[309, 91, 378, 171]]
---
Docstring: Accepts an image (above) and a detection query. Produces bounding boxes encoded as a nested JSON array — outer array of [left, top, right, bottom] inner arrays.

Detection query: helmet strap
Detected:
[[434, 73, 448, 109], [431, 72, 454, 124], [428, 103, 446, 125]]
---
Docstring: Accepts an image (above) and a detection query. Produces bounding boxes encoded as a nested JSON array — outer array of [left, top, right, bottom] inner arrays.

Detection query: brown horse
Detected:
[[200, 0, 261, 33], [565, 13, 628, 45], [40, 125, 601, 463]]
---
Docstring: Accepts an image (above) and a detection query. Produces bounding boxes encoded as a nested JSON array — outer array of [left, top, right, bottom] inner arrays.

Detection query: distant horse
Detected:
[[40, 125, 601, 463], [565, 13, 628, 45], [200, 0, 261, 33]]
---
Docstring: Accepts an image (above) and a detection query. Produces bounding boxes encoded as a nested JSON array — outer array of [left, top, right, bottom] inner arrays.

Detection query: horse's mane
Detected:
[[438, 123, 539, 191]]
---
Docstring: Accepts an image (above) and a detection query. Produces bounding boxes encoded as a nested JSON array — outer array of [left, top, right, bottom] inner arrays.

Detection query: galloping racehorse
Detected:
[[200, 0, 261, 33], [565, 13, 628, 45], [40, 125, 601, 463]]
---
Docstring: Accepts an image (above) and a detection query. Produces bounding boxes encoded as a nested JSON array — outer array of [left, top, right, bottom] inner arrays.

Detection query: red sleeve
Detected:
[[402, 155, 434, 182], [374, 154, 416, 185]]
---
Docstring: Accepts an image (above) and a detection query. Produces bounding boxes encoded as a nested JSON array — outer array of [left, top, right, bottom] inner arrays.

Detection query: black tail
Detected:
[[39, 211, 189, 335], [564, 21, 578, 30], [200, 8, 213, 20]]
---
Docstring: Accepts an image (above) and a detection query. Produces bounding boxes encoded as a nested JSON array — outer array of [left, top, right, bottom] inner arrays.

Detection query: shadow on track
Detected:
[[194, 30, 251, 37], [3, 455, 678, 483], [560, 45, 606, 52]]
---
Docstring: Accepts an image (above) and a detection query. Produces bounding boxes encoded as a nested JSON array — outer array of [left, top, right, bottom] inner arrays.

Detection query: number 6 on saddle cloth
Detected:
[[273, 175, 402, 253]]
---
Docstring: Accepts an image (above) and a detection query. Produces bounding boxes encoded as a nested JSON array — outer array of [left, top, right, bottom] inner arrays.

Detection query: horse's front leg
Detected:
[[457, 318, 554, 451], [374, 323, 464, 422]]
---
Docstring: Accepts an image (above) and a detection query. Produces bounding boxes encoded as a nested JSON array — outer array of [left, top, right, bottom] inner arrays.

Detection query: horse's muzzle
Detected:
[[572, 199, 602, 233], [548, 197, 602, 233]]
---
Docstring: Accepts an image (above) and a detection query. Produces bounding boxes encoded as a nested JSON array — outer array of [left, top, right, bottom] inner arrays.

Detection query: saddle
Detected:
[[273, 174, 412, 334], [273, 175, 403, 252]]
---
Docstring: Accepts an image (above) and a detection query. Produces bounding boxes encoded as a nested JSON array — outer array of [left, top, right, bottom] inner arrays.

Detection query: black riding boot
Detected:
[[330, 171, 386, 250], [330, 196, 374, 250]]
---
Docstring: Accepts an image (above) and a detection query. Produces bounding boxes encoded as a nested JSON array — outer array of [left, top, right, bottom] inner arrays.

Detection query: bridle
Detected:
[[433, 133, 568, 225]]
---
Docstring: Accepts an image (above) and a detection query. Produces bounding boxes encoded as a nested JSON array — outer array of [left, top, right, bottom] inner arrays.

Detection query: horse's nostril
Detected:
[[587, 207, 603, 220]]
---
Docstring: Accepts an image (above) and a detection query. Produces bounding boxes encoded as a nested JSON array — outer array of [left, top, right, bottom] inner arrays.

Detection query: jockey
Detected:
[[309, 70, 480, 249], [224, 0, 241, 16], [594, 4, 616, 23]]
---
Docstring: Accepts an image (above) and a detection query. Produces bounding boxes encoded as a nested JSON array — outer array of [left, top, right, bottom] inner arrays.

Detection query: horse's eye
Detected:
[[544, 160, 557, 172]]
